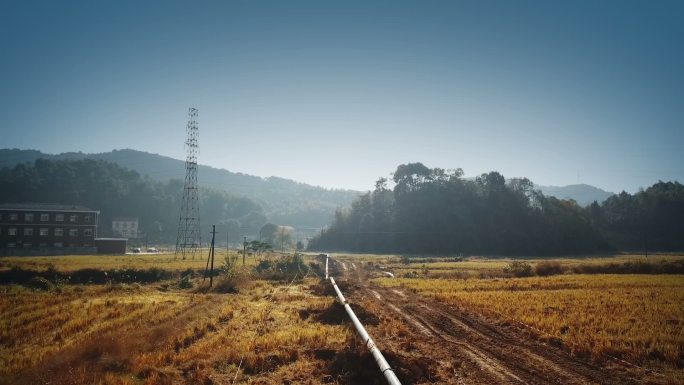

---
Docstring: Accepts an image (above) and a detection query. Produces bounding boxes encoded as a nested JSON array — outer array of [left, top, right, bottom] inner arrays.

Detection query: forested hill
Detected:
[[307, 163, 684, 255], [0, 159, 266, 243], [0, 148, 360, 228]]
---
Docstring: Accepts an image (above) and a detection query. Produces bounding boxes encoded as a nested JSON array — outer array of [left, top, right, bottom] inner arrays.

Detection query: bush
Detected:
[[571, 259, 684, 275], [26, 276, 55, 291], [504, 261, 533, 277], [213, 264, 250, 293], [255, 254, 309, 281], [255, 259, 273, 273], [178, 274, 193, 289], [535, 261, 565, 276]]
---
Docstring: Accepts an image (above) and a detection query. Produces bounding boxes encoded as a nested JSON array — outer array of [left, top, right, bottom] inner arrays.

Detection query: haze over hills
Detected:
[[535, 184, 614, 206], [0, 148, 616, 227]]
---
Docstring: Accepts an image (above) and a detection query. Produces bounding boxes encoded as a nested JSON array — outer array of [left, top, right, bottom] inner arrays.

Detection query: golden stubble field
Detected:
[[0, 280, 360, 385], [370, 254, 684, 381], [0, 252, 373, 385], [2, 252, 683, 384]]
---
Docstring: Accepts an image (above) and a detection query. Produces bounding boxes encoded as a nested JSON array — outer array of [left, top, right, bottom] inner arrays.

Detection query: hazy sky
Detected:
[[1, 0, 682, 193]]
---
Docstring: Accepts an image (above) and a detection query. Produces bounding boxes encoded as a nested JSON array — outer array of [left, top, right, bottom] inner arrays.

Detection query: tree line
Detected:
[[307, 163, 684, 255], [0, 159, 267, 244]]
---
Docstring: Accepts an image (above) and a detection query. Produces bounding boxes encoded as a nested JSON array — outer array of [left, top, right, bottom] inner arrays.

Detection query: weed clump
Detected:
[[178, 274, 193, 289], [535, 261, 565, 276], [572, 259, 684, 275], [25, 276, 55, 291], [255, 253, 309, 281], [503, 261, 533, 277], [212, 255, 251, 293]]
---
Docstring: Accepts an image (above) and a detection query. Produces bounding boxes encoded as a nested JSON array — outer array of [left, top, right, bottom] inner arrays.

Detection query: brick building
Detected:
[[0, 203, 99, 255]]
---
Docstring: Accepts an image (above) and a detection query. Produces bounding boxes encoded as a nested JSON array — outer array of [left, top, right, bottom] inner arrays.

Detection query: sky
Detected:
[[1, 0, 682, 193]]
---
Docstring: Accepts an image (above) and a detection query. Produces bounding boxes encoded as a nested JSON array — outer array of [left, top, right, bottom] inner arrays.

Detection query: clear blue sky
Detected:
[[1, 0, 682, 193]]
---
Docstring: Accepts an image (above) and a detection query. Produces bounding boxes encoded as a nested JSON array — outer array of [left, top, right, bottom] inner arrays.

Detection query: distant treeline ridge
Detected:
[[307, 163, 684, 255]]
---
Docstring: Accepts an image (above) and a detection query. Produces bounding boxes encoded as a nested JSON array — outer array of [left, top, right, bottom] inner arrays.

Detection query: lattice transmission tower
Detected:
[[175, 107, 202, 259]]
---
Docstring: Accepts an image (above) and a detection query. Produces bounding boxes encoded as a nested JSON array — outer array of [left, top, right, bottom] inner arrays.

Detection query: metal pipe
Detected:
[[329, 276, 402, 385], [325, 254, 329, 280]]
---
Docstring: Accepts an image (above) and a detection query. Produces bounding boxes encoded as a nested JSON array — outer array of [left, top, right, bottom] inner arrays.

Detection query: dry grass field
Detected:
[[376, 274, 684, 367], [2, 252, 683, 384], [370, 252, 684, 385], [0, 277, 361, 385], [0, 251, 252, 272], [0, 252, 381, 385]]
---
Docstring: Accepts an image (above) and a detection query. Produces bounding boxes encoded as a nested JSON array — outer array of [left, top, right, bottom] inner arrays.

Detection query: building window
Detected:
[[84, 228, 94, 237], [8, 228, 17, 236], [10, 213, 18, 221], [84, 215, 92, 223], [23, 243, 32, 248], [40, 214, 49, 221], [25, 213, 34, 222], [54, 242, 63, 248], [69, 229, 78, 237], [7, 242, 16, 248], [55, 228, 64, 237], [56, 214, 64, 222], [69, 215, 78, 222], [24, 228, 34, 236], [40, 228, 49, 236]]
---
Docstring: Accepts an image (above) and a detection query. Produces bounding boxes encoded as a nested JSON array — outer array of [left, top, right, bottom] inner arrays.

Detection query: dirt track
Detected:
[[330, 257, 660, 385]]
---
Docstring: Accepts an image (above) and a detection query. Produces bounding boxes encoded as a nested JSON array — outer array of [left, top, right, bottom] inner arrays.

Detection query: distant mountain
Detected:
[[536, 183, 614, 206], [0, 148, 361, 229]]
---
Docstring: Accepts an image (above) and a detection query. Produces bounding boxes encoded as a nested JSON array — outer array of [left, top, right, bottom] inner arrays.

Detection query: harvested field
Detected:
[[0, 253, 387, 385], [377, 275, 684, 368], [2, 252, 683, 384]]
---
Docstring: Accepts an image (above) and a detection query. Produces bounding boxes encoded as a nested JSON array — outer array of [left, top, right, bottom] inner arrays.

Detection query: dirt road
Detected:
[[330, 257, 658, 385]]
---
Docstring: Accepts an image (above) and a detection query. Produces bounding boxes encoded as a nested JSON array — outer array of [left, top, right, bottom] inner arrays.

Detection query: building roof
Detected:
[[0, 203, 99, 212]]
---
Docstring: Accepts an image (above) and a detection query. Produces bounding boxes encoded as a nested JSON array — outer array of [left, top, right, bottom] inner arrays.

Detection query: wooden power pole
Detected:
[[203, 225, 217, 287], [243, 236, 247, 266]]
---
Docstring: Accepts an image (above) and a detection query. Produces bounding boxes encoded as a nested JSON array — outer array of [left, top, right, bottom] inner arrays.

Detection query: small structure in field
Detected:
[[94, 238, 128, 254]]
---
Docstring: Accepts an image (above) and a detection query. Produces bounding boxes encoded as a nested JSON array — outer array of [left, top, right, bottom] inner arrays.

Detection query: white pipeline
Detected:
[[329, 273, 402, 385]]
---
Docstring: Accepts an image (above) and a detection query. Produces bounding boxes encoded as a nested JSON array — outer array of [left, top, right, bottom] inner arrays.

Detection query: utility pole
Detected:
[[203, 225, 217, 287], [243, 236, 247, 266], [210, 226, 216, 287]]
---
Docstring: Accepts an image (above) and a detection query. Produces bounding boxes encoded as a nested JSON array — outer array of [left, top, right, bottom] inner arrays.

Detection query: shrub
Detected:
[[213, 264, 250, 293], [504, 261, 533, 277], [255, 254, 309, 281], [403, 271, 419, 278], [26, 276, 55, 291], [178, 274, 193, 289], [255, 259, 273, 273], [535, 261, 565, 276]]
